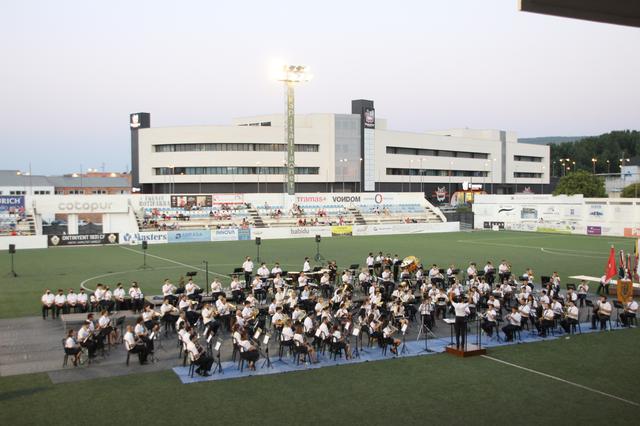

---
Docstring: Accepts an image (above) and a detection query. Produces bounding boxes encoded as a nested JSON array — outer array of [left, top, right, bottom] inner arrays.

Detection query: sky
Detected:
[[1, 0, 639, 174]]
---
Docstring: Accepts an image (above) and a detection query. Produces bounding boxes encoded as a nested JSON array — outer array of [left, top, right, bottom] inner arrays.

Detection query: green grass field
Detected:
[[0, 230, 635, 318], [1, 230, 639, 424], [1, 328, 638, 425]]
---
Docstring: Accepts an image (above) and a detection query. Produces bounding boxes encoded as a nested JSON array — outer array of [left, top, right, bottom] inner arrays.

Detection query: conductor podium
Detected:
[[443, 318, 487, 358]]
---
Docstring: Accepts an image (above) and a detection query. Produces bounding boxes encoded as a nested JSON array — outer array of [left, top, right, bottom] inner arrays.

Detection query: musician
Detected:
[[524, 268, 535, 288], [366, 253, 375, 274], [419, 296, 435, 329], [186, 331, 213, 376], [257, 263, 270, 281], [94, 284, 106, 308], [502, 306, 522, 342], [565, 288, 578, 306], [450, 296, 470, 349], [97, 310, 115, 346], [330, 324, 352, 359], [620, 297, 638, 327], [142, 305, 161, 331], [294, 324, 318, 363], [481, 304, 498, 337], [518, 299, 531, 328], [328, 260, 338, 284], [271, 273, 284, 291], [484, 261, 495, 285], [251, 276, 266, 302], [498, 260, 511, 283], [242, 256, 254, 287], [341, 270, 353, 288], [65, 289, 77, 313], [185, 278, 201, 301], [287, 289, 299, 312], [109, 283, 124, 311], [234, 309, 245, 330], [77, 320, 97, 359], [64, 329, 82, 366], [466, 262, 477, 282], [539, 290, 550, 307], [392, 254, 400, 282], [560, 300, 579, 333], [160, 298, 179, 332], [238, 330, 259, 371], [54, 289, 67, 318], [538, 303, 555, 337], [281, 319, 295, 351], [241, 301, 256, 325], [77, 289, 88, 313], [124, 325, 148, 365], [272, 305, 286, 332], [271, 262, 283, 276], [335, 303, 350, 323], [577, 281, 589, 307], [210, 278, 223, 300], [298, 272, 309, 289], [551, 297, 563, 320], [129, 282, 144, 313], [102, 286, 114, 312], [314, 316, 331, 346], [591, 295, 612, 330], [359, 268, 372, 294], [303, 257, 311, 273], [134, 316, 155, 354], [596, 274, 610, 296], [435, 289, 448, 319], [230, 275, 244, 303], [41, 289, 55, 319], [303, 312, 316, 337], [216, 295, 233, 331], [201, 303, 220, 336], [428, 264, 441, 280]]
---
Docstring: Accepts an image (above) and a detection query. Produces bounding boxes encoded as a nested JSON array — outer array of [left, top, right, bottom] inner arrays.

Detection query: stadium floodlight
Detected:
[[276, 64, 312, 195]]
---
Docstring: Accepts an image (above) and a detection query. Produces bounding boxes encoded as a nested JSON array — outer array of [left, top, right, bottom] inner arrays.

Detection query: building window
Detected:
[[514, 172, 542, 178], [514, 155, 543, 162], [386, 146, 489, 159], [386, 168, 488, 177], [154, 166, 319, 176], [153, 143, 319, 153], [69, 190, 85, 194], [92, 190, 107, 194]]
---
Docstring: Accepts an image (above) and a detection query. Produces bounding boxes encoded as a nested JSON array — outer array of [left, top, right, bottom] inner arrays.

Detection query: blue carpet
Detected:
[[173, 322, 623, 384]]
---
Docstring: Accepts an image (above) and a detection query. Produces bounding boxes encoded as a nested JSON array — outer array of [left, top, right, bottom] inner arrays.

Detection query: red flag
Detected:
[[605, 246, 617, 281]]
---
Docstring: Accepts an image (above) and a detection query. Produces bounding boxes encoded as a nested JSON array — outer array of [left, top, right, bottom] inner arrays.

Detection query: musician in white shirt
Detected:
[[129, 282, 144, 313], [160, 298, 179, 332], [54, 289, 66, 317], [271, 262, 283, 276], [620, 297, 638, 327], [481, 305, 498, 337], [560, 300, 580, 333], [77, 289, 88, 313], [450, 297, 470, 349], [124, 325, 148, 365], [577, 281, 589, 307], [502, 306, 522, 342], [66, 289, 78, 313], [78, 320, 97, 358], [64, 329, 82, 366], [201, 303, 220, 336], [210, 278, 223, 296], [162, 279, 177, 297], [237, 331, 258, 371], [302, 257, 311, 273], [294, 324, 318, 363], [242, 256, 254, 287], [466, 263, 477, 281], [41, 289, 55, 319], [113, 283, 126, 311], [257, 263, 270, 281], [185, 279, 200, 299], [366, 253, 375, 273], [591, 295, 612, 330], [538, 304, 556, 337]]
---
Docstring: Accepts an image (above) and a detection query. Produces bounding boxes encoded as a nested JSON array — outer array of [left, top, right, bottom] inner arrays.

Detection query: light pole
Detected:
[[277, 65, 312, 196], [420, 158, 425, 195], [227, 167, 235, 193], [448, 161, 453, 201], [409, 159, 414, 192], [484, 161, 488, 192], [359, 158, 363, 193], [492, 158, 497, 194], [341, 158, 348, 192], [606, 160, 611, 174], [168, 165, 175, 194], [541, 166, 545, 194], [591, 157, 597, 174]]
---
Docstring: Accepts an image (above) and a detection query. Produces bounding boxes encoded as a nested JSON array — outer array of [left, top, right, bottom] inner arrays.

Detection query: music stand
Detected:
[[417, 314, 435, 353], [400, 323, 409, 355], [211, 339, 223, 374], [260, 333, 273, 369], [351, 326, 361, 359]]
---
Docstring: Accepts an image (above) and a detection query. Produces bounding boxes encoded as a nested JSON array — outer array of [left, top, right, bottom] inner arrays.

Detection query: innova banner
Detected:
[[211, 228, 238, 241]]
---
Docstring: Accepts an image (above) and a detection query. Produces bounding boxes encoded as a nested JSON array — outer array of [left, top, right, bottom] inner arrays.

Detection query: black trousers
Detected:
[[42, 305, 52, 319], [481, 320, 496, 336], [240, 350, 259, 363], [129, 345, 148, 364], [591, 314, 609, 330], [502, 324, 518, 341], [195, 354, 214, 373], [244, 272, 251, 287], [80, 339, 97, 358], [454, 316, 466, 348], [620, 312, 636, 326], [560, 317, 578, 333]]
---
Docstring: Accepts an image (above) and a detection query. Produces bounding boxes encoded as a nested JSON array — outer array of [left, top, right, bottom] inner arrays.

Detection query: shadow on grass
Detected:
[[0, 386, 50, 402]]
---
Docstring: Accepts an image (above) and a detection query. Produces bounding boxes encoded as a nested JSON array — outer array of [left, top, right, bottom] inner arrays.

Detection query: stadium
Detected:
[[2, 2, 640, 425]]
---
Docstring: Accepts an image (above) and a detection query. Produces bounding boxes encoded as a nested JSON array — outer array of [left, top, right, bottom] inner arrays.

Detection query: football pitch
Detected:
[[0, 230, 639, 424]]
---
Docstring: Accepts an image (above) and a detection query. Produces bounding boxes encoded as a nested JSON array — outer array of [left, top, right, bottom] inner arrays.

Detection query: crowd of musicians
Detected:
[[55, 253, 638, 375]]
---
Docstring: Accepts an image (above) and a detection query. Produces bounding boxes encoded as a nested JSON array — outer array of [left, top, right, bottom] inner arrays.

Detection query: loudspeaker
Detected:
[[142, 241, 148, 250], [255, 237, 261, 246], [315, 235, 321, 243], [8, 244, 15, 254]]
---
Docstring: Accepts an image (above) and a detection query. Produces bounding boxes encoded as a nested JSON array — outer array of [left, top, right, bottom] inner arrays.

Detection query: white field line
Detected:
[[118, 246, 229, 279], [482, 355, 639, 407], [79, 266, 182, 292]]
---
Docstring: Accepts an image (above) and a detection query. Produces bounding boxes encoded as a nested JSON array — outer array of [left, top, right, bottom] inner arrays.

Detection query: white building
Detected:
[[131, 100, 549, 201]]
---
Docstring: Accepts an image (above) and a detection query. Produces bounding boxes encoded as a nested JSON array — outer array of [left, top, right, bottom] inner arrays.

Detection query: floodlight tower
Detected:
[[277, 65, 312, 195]]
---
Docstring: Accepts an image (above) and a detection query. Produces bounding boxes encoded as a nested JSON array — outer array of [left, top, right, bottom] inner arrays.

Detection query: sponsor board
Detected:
[[48, 233, 119, 247], [331, 225, 353, 236], [171, 195, 212, 209], [520, 207, 538, 220], [0, 195, 24, 212], [251, 227, 332, 240], [133, 195, 171, 208], [505, 222, 538, 232], [588, 204, 605, 218], [483, 221, 505, 230], [624, 228, 640, 238], [34, 195, 130, 213], [238, 228, 251, 241], [587, 226, 602, 236], [167, 230, 211, 243], [352, 222, 460, 236], [121, 231, 168, 244], [211, 229, 238, 241], [536, 227, 571, 234], [211, 194, 244, 204]]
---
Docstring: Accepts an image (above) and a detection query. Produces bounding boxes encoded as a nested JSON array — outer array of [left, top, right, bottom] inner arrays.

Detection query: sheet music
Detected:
[[443, 318, 456, 324], [214, 340, 222, 351], [352, 327, 360, 337]]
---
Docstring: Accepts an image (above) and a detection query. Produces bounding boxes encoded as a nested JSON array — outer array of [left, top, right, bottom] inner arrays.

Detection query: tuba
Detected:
[[401, 256, 420, 273]]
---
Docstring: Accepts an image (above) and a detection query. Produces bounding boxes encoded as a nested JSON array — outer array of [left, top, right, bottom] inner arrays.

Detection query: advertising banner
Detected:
[[171, 195, 212, 209], [48, 233, 119, 247], [211, 194, 244, 204], [0, 195, 24, 213], [211, 228, 239, 241], [120, 231, 168, 244], [238, 228, 252, 241], [331, 225, 353, 236], [167, 230, 211, 243], [133, 195, 171, 208], [623, 228, 640, 238], [34, 195, 130, 214], [587, 226, 602, 235]]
